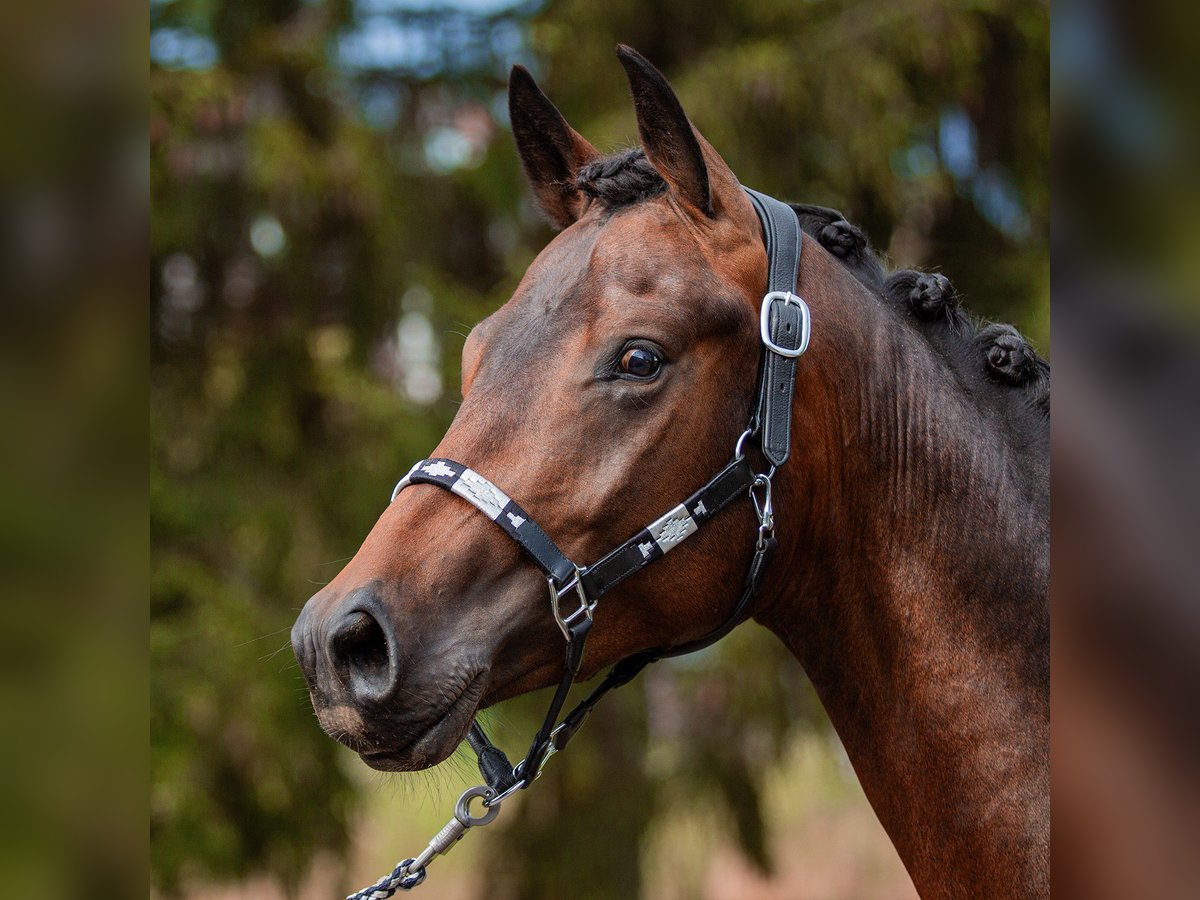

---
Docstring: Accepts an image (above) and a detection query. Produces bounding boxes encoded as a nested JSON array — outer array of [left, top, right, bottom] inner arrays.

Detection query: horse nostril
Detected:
[[328, 609, 395, 703]]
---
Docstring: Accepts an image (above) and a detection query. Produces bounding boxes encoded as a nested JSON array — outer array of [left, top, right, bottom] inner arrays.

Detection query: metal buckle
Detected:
[[547, 567, 595, 641], [759, 291, 811, 358]]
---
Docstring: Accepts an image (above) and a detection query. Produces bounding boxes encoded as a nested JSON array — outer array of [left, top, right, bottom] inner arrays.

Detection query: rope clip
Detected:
[[749, 474, 775, 550]]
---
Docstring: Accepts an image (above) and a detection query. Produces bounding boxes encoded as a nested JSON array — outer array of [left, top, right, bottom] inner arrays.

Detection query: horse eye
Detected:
[[619, 346, 662, 379]]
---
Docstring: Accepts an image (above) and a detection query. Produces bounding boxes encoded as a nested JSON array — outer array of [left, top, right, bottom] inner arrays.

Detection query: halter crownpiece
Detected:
[[348, 187, 808, 900], [745, 187, 808, 467]]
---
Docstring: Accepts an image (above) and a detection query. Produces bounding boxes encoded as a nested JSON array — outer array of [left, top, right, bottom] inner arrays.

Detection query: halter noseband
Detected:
[[350, 187, 809, 899]]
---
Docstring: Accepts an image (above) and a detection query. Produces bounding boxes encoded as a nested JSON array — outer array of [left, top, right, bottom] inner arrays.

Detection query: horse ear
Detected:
[[616, 44, 713, 218], [508, 65, 600, 229]]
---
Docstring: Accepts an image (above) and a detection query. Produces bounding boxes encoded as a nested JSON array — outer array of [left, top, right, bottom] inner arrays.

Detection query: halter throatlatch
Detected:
[[347, 187, 808, 900]]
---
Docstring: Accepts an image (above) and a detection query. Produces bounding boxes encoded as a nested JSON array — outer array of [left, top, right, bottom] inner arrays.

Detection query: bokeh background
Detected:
[[149, 1, 1049, 897]]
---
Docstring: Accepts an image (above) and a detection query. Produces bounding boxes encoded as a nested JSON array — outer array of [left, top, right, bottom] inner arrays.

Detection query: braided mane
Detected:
[[792, 204, 1049, 420]]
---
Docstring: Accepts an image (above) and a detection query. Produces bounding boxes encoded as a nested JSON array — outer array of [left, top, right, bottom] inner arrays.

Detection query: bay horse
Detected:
[[293, 46, 1049, 898]]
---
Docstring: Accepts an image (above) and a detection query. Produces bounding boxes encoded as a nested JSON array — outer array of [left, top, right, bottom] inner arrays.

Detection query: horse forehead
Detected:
[[509, 223, 598, 315], [511, 212, 705, 317], [592, 201, 708, 265]]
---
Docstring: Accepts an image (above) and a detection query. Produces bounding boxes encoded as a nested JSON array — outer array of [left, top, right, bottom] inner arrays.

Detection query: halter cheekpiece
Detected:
[[348, 187, 810, 900]]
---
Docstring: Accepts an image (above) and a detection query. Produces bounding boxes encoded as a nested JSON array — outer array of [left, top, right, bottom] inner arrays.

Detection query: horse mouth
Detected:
[[356, 671, 488, 772]]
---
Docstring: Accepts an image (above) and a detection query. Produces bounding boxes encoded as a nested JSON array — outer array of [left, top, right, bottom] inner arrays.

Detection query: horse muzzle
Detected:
[[291, 583, 489, 770]]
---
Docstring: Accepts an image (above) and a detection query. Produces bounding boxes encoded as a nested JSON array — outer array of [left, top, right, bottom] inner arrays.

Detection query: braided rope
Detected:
[[346, 859, 426, 900]]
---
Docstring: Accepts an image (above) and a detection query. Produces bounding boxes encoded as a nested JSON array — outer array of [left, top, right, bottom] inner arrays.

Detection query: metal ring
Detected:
[[734, 427, 755, 460], [483, 776, 526, 807], [454, 785, 500, 827]]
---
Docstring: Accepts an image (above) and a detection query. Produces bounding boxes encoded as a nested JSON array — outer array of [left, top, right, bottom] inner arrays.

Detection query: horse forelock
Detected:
[[576, 148, 666, 209]]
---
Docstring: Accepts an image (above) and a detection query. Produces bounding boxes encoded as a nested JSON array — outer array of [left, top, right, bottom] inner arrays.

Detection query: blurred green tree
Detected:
[[150, 0, 1047, 895]]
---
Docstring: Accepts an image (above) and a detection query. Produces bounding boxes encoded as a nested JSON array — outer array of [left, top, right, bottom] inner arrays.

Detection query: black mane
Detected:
[[575, 149, 1049, 424]]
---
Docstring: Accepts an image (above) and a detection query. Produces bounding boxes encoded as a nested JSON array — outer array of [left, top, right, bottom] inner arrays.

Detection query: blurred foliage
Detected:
[[150, 0, 1047, 895], [0, 0, 145, 895]]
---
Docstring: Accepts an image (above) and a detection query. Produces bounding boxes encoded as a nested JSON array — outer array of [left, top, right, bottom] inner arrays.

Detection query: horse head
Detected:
[[292, 47, 779, 772]]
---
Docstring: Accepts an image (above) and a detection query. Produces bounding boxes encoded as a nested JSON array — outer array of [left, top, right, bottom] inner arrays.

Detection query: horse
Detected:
[[292, 46, 1049, 899]]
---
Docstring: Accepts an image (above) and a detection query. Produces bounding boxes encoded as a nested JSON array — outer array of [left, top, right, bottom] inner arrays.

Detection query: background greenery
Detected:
[[150, 0, 1048, 895]]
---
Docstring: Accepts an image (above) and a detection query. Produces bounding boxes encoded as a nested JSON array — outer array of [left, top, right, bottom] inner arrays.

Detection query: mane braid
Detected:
[[576, 149, 667, 208], [791, 204, 1050, 427]]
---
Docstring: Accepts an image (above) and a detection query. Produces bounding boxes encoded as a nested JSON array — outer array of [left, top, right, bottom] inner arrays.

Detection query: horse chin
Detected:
[[356, 710, 472, 772], [319, 669, 488, 772]]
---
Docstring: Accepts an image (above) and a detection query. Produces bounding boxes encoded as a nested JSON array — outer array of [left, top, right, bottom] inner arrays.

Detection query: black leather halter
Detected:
[[359, 187, 808, 897], [391, 186, 808, 788]]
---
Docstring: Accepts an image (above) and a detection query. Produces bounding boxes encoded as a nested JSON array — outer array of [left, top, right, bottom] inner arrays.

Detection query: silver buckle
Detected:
[[547, 567, 595, 640], [759, 291, 811, 358]]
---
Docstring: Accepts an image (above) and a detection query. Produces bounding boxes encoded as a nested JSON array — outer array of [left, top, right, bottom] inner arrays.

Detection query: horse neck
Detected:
[[753, 247, 1049, 897]]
